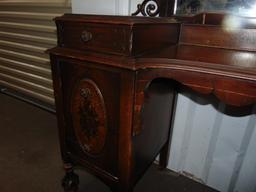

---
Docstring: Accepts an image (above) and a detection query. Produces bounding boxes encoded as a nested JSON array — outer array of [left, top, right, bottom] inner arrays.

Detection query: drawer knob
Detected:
[[81, 30, 92, 42]]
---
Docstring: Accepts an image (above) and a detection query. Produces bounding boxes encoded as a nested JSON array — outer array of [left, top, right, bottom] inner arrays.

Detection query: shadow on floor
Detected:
[[0, 93, 218, 192]]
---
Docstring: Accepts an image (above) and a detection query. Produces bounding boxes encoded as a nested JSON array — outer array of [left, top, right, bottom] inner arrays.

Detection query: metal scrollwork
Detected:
[[132, 0, 160, 17]]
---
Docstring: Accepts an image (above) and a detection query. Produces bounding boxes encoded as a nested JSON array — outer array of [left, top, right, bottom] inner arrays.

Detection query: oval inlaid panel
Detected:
[[70, 79, 107, 155]]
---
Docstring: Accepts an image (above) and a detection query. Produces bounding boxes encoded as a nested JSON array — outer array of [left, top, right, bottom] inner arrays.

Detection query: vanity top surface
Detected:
[[54, 13, 177, 25]]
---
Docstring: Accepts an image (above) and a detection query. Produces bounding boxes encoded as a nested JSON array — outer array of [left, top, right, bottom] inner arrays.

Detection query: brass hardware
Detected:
[[81, 30, 92, 42], [83, 144, 91, 152], [80, 88, 91, 98]]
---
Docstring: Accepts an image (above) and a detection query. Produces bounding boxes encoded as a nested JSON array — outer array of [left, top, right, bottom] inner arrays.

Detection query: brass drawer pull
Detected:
[[81, 30, 92, 42]]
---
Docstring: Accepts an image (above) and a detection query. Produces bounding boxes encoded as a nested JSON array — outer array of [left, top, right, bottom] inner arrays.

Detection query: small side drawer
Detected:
[[56, 21, 131, 56]]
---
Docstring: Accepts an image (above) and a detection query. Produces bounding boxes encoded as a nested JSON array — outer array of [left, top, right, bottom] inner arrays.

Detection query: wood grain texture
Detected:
[[71, 78, 107, 155], [48, 13, 256, 192]]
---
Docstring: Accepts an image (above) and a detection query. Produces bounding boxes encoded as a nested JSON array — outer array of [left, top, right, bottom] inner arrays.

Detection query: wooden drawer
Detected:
[[55, 15, 180, 57], [57, 21, 131, 56]]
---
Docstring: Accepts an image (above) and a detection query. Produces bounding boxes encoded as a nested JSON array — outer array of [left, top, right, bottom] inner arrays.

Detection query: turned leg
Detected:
[[62, 163, 79, 192]]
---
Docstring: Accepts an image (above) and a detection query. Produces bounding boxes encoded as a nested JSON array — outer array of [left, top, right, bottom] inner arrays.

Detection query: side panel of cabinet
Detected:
[[132, 78, 176, 183], [59, 61, 121, 177]]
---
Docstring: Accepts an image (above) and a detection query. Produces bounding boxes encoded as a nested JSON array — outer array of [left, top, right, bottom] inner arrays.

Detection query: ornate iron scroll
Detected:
[[132, 0, 175, 17], [132, 0, 160, 17]]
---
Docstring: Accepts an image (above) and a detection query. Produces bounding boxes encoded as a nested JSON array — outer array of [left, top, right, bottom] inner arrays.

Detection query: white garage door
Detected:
[[0, 0, 71, 108]]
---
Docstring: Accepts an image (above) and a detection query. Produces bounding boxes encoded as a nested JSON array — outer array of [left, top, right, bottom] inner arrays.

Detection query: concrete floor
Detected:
[[0, 93, 218, 192]]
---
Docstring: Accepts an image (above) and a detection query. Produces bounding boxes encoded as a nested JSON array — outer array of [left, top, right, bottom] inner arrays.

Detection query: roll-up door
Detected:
[[0, 0, 71, 107]]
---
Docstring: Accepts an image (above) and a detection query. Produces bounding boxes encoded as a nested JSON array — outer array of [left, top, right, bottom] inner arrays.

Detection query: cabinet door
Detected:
[[59, 60, 121, 177]]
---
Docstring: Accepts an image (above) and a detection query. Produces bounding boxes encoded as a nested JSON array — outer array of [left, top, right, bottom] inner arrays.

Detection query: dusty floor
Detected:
[[0, 93, 218, 192]]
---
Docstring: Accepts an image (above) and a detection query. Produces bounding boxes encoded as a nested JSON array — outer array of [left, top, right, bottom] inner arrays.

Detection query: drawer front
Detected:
[[57, 21, 130, 55], [60, 61, 121, 177]]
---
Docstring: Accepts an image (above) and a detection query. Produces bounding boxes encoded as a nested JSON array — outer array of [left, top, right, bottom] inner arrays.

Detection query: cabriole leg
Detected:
[[62, 163, 79, 192]]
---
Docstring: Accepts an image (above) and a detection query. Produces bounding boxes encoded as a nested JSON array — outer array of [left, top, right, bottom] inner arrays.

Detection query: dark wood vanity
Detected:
[[48, 10, 256, 192]]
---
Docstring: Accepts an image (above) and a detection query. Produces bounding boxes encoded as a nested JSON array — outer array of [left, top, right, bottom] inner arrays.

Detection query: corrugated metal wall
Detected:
[[168, 91, 256, 192], [0, 0, 71, 105]]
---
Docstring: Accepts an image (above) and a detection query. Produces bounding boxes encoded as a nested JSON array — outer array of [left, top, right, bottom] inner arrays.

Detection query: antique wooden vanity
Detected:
[[48, 1, 256, 191]]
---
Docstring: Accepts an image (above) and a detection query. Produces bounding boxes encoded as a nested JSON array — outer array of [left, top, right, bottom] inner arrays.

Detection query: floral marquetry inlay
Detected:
[[71, 79, 107, 155]]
